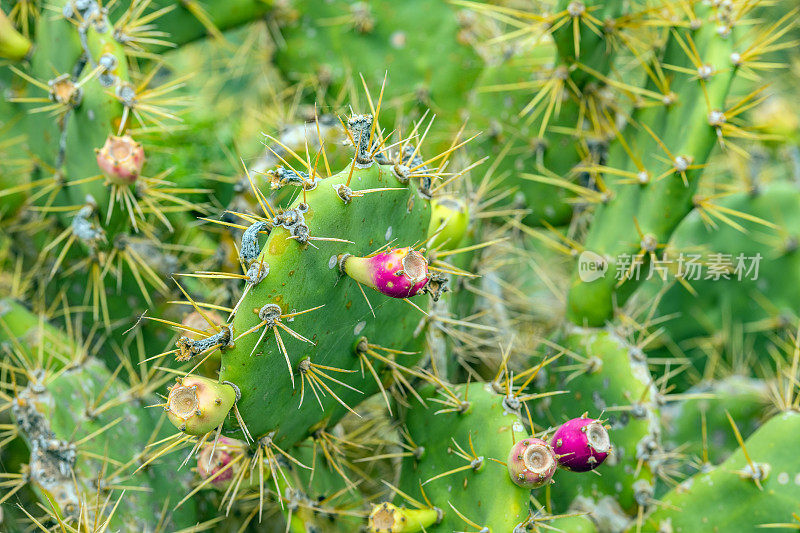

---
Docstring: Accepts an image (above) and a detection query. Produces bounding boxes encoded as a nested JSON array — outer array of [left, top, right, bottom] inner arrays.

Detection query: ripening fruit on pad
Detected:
[[95, 134, 145, 185], [166, 376, 236, 435], [552, 417, 611, 472], [507, 437, 558, 489]]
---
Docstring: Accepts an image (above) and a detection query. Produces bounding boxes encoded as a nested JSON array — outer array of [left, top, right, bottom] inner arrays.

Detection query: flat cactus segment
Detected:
[[639, 183, 800, 363], [638, 410, 800, 532], [397, 382, 531, 532], [11, 358, 198, 529], [127, 0, 274, 51], [274, 0, 482, 129], [540, 328, 659, 514], [567, 1, 739, 325], [219, 160, 431, 444], [662, 376, 769, 466]]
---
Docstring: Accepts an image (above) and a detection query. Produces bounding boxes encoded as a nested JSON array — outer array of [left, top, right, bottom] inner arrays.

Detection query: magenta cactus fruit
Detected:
[[506, 437, 557, 489], [551, 417, 611, 472], [340, 247, 430, 298], [197, 437, 245, 486], [95, 134, 145, 185], [165, 375, 236, 435]]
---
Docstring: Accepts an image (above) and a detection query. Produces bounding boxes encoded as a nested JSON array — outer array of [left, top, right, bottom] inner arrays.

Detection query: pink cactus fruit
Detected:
[[506, 437, 557, 489], [196, 437, 244, 486], [551, 416, 611, 472], [341, 247, 429, 298], [95, 134, 145, 185]]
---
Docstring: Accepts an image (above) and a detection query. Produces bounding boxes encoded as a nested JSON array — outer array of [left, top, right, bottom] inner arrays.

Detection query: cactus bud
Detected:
[[367, 502, 441, 533], [95, 134, 145, 185], [196, 437, 246, 487], [551, 417, 611, 472], [428, 196, 469, 250], [165, 375, 236, 435], [340, 247, 429, 298], [506, 437, 557, 489]]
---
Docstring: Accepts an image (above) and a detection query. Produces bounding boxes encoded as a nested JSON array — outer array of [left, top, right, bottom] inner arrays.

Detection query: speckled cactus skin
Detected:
[[341, 247, 430, 298], [638, 411, 800, 532]]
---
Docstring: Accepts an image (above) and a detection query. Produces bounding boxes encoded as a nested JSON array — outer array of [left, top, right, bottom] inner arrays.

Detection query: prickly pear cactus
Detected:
[[2, 0, 799, 531]]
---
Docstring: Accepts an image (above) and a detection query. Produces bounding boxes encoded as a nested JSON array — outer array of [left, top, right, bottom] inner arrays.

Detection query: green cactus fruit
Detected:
[[368, 503, 441, 533], [165, 375, 237, 435], [638, 410, 800, 532], [428, 196, 469, 251], [0, 9, 31, 60], [539, 327, 659, 516]]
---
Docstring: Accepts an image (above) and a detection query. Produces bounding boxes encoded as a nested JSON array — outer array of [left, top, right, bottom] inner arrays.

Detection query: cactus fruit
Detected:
[[552, 416, 611, 472], [95, 134, 145, 185], [367, 503, 441, 533], [339, 247, 430, 299], [196, 437, 248, 487], [507, 436, 557, 489], [164, 375, 237, 435], [427, 196, 470, 251]]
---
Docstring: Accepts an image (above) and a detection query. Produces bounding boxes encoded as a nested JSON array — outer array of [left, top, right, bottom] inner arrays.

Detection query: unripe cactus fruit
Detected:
[[552, 417, 611, 472], [165, 376, 236, 435], [340, 247, 430, 298], [196, 437, 246, 487], [95, 134, 145, 185], [367, 502, 441, 533], [507, 437, 557, 489], [428, 196, 469, 250]]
